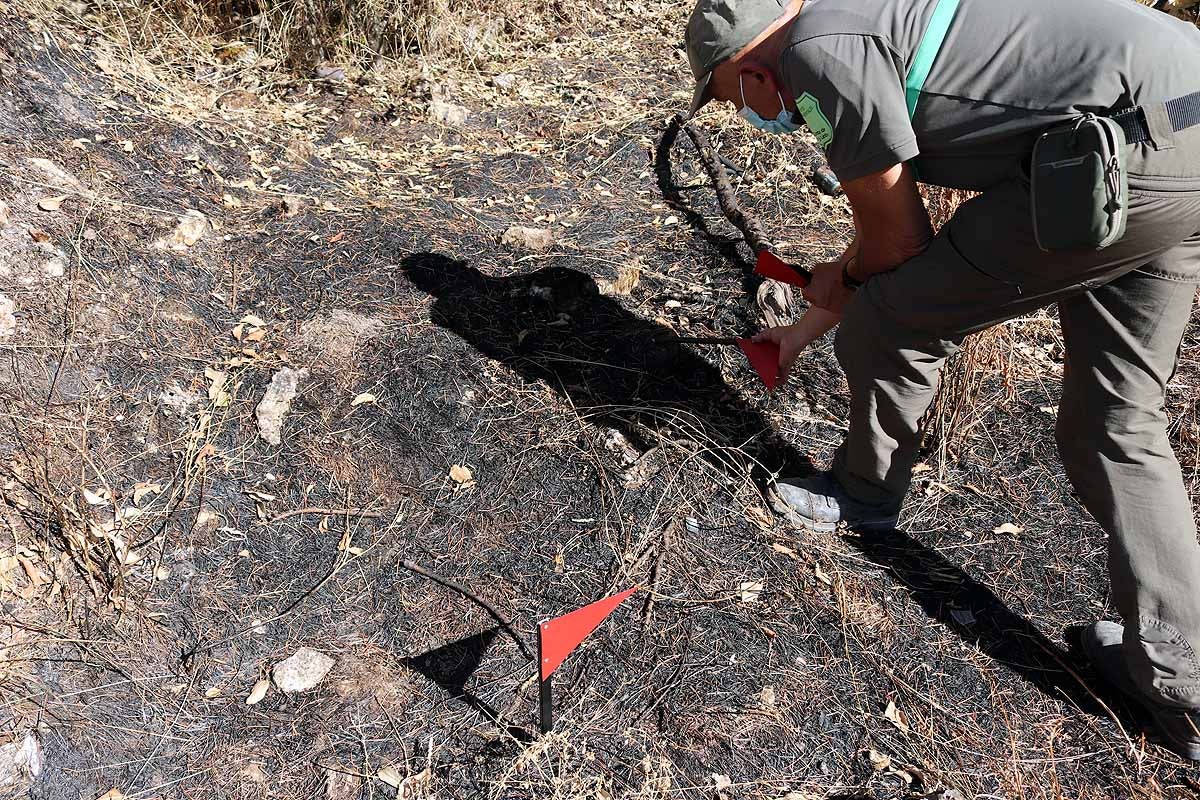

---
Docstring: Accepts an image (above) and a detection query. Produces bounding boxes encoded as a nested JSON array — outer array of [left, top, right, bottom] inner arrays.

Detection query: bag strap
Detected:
[[905, 0, 961, 119], [1111, 90, 1200, 144]]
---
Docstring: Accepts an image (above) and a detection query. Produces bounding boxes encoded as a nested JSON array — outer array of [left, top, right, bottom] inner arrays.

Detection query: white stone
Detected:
[[0, 294, 15, 337], [158, 383, 201, 417], [156, 210, 209, 251], [255, 367, 308, 445], [429, 100, 469, 127], [0, 733, 42, 789], [501, 225, 555, 252], [272, 647, 336, 693]]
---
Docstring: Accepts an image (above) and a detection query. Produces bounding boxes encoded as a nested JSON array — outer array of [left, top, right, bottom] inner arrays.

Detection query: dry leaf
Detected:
[[82, 486, 109, 506], [739, 580, 764, 603], [770, 542, 797, 558], [868, 749, 892, 771], [398, 767, 431, 799], [245, 679, 270, 705], [351, 392, 377, 407], [132, 481, 162, 506], [744, 504, 774, 530], [712, 774, 732, 791], [883, 699, 909, 733], [205, 367, 231, 407], [449, 464, 474, 485], [992, 522, 1024, 535], [17, 555, 48, 587], [759, 684, 776, 708], [95, 790, 124, 800], [38, 195, 68, 211], [154, 565, 171, 581], [204, 686, 222, 698], [376, 766, 404, 788], [28, 228, 50, 243], [814, 564, 832, 586]]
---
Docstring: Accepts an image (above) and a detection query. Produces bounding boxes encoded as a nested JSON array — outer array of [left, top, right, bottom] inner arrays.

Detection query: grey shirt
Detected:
[[779, 0, 1200, 189]]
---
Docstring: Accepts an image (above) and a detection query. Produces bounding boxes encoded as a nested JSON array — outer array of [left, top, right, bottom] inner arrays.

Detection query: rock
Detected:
[[26, 157, 86, 194], [429, 100, 469, 126], [491, 72, 518, 91], [44, 256, 66, 277], [158, 383, 201, 417], [0, 294, 15, 337], [255, 367, 307, 445], [501, 225, 555, 252], [323, 767, 361, 800], [314, 65, 346, 82], [281, 195, 307, 217], [216, 90, 260, 110], [155, 210, 209, 251], [272, 647, 336, 693], [298, 310, 386, 362], [0, 732, 43, 790]]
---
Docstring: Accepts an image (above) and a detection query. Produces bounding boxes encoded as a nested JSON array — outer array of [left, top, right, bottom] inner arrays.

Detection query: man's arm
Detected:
[[802, 161, 933, 310], [757, 161, 934, 381], [844, 161, 933, 279]]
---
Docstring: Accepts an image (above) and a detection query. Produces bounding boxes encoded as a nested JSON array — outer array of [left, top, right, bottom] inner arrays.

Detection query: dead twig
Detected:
[[269, 506, 384, 524], [400, 559, 535, 662], [663, 113, 796, 326], [667, 112, 773, 254]]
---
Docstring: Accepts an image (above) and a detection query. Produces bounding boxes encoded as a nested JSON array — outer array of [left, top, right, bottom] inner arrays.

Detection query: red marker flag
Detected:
[[539, 586, 638, 681], [736, 338, 781, 391], [755, 250, 812, 288]]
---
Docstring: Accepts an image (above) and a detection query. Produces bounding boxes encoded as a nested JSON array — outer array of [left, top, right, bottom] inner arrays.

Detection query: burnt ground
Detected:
[[1, 3, 1200, 799]]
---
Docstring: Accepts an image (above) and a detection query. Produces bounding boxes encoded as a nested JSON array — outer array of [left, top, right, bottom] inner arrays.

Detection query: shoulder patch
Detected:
[[795, 92, 833, 149]]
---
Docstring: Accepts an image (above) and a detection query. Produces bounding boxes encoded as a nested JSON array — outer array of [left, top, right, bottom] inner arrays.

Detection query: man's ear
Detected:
[[738, 63, 772, 88]]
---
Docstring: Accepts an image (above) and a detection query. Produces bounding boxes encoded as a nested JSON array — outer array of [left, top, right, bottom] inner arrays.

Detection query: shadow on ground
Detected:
[[402, 250, 1107, 725], [402, 626, 535, 742]]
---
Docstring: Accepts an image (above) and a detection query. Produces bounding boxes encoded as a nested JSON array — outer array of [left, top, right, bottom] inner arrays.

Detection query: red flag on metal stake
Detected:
[[539, 586, 638, 681], [538, 586, 638, 733], [754, 250, 812, 288], [736, 338, 781, 391]]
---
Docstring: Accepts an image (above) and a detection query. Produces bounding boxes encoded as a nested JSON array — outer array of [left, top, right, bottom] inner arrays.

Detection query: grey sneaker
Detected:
[[768, 472, 900, 533], [1082, 620, 1200, 761]]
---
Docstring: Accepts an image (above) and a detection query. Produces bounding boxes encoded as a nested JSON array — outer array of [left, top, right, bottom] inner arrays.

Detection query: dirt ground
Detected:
[[2, 1, 1200, 799]]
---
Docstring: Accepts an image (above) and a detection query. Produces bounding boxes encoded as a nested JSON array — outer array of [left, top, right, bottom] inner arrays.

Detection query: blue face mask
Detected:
[[738, 73, 800, 135]]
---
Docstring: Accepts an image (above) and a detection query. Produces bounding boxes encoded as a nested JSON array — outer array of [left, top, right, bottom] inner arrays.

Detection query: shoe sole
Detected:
[[1082, 629, 1200, 761]]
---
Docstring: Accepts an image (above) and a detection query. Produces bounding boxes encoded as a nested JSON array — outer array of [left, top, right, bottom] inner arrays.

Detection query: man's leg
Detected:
[[1055, 244, 1200, 715]]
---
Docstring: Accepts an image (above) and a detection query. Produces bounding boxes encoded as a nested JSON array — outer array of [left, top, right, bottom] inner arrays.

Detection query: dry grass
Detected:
[[3, 1, 1200, 798], [62, 0, 591, 71]]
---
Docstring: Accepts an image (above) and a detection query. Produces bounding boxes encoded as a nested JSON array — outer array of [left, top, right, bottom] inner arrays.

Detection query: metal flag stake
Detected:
[[537, 586, 639, 734]]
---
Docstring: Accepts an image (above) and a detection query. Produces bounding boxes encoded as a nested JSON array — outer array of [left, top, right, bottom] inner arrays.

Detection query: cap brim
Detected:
[[687, 71, 713, 118]]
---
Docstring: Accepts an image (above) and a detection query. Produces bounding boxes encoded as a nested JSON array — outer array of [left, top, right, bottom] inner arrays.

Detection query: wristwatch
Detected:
[[841, 255, 863, 289]]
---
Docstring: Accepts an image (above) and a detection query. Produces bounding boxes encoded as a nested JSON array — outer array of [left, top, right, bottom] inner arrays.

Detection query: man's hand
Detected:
[[752, 306, 843, 383], [801, 260, 855, 313]]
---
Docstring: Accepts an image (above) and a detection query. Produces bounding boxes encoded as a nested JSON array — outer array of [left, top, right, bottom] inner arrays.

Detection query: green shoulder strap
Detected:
[[905, 0, 960, 119]]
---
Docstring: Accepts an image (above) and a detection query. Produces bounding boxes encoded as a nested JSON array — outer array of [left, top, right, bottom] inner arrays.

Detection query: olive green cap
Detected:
[[684, 0, 791, 117]]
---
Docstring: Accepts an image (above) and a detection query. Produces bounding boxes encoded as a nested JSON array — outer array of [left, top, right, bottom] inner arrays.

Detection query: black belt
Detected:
[[1111, 90, 1200, 145]]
